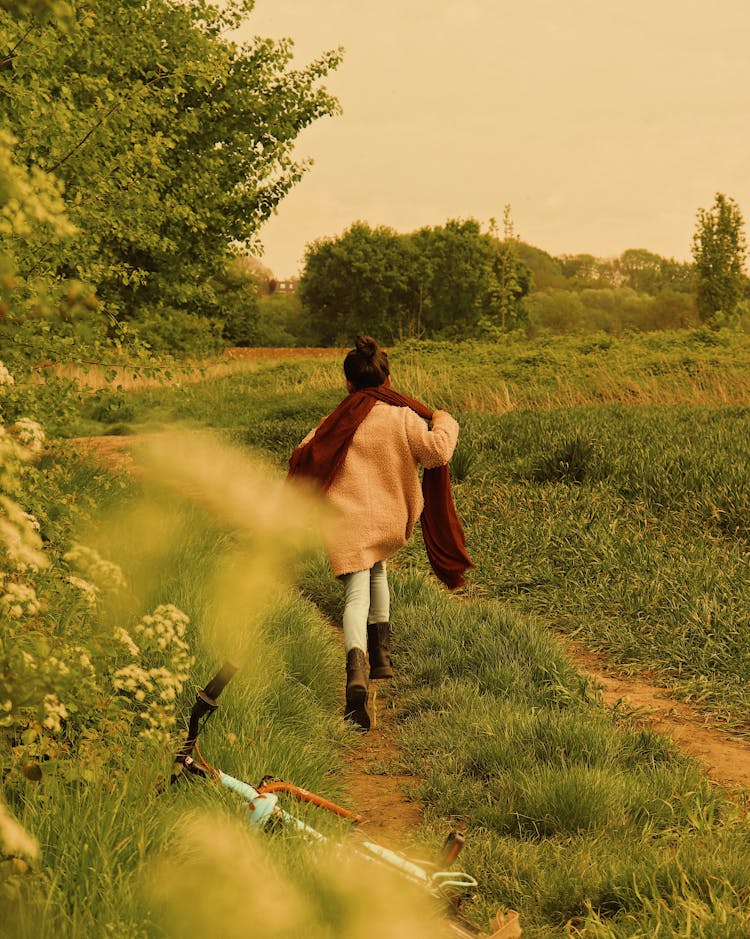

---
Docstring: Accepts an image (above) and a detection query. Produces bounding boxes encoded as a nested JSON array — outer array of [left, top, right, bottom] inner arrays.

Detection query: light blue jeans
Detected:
[[340, 560, 390, 653]]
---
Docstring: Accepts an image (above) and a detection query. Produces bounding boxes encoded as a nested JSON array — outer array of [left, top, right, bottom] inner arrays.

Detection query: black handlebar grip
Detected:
[[202, 661, 239, 704]]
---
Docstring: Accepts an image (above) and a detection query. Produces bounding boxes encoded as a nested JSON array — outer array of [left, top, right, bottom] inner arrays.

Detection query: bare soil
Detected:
[[563, 640, 750, 794], [342, 684, 425, 849], [223, 347, 343, 361], [68, 434, 146, 474]]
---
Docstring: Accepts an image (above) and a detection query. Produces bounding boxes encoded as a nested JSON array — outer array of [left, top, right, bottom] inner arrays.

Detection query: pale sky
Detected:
[[236, 1, 750, 278]]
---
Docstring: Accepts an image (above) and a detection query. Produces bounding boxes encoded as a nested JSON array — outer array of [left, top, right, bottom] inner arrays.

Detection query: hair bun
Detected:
[[355, 335, 378, 359]]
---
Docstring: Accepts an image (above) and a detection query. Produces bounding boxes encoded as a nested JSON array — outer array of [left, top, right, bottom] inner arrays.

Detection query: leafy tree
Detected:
[[298, 223, 420, 344], [300, 217, 533, 343], [692, 193, 748, 325], [410, 219, 495, 334], [558, 254, 617, 285], [0, 123, 101, 375], [483, 207, 532, 330], [210, 257, 261, 347], [515, 241, 567, 290], [0, 0, 341, 345], [410, 216, 531, 335], [617, 249, 666, 294], [658, 257, 695, 294], [256, 291, 309, 346]]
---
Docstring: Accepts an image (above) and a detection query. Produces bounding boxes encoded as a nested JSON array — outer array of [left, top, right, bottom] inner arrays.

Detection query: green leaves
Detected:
[[0, 0, 341, 350], [692, 193, 749, 326]]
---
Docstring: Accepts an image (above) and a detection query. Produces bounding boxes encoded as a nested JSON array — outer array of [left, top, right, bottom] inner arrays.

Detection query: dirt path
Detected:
[[67, 434, 146, 473], [342, 684, 426, 849], [340, 636, 750, 864], [563, 640, 750, 793], [343, 641, 750, 853]]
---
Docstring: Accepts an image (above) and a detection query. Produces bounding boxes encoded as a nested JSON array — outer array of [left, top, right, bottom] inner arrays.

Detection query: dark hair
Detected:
[[343, 335, 390, 390]]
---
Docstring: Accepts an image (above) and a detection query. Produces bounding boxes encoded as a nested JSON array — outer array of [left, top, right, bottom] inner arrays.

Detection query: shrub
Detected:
[[83, 389, 136, 425]]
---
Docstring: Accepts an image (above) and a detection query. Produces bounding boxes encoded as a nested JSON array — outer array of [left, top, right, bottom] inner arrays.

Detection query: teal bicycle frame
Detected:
[[211, 764, 477, 900]]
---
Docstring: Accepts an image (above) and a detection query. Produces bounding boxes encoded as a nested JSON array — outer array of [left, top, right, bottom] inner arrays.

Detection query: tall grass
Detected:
[[439, 403, 750, 726], [393, 330, 750, 412], [80, 334, 750, 723], [56, 330, 750, 439], [369, 571, 750, 937]]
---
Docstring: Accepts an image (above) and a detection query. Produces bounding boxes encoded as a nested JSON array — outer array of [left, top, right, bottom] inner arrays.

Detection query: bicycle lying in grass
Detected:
[[170, 662, 520, 939]]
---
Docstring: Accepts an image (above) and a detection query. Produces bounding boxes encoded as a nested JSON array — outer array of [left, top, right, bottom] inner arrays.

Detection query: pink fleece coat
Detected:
[[300, 402, 459, 576]]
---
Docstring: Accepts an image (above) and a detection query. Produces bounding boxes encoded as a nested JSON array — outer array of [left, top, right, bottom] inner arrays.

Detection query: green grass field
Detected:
[[4, 329, 750, 937]]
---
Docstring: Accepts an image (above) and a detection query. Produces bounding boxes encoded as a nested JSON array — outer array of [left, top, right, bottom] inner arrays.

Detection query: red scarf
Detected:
[[288, 386, 474, 589]]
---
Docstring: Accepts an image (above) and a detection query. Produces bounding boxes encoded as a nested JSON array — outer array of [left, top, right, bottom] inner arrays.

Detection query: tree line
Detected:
[[297, 215, 531, 345], [295, 196, 748, 345]]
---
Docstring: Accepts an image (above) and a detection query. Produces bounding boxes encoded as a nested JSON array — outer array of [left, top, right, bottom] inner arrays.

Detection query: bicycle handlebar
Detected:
[[202, 661, 239, 703], [171, 660, 239, 783]]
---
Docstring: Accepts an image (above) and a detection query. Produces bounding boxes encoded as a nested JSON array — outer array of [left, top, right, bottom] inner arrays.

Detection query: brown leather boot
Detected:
[[367, 622, 393, 679], [344, 648, 372, 731]]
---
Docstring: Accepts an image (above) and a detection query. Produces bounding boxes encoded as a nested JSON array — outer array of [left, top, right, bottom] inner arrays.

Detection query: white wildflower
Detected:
[[64, 544, 127, 592], [135, 605, 190, 654], [113, 663, 153, 695], [113, 605, 194, 742], [73, 648, 94, 673], [0, 800, 38, 860], [42, 694, 68, 733], [114, 627, 139, 657], [23, 512, 40, 532], [9, 418, 45, 458], [0, 362, 15, 386], [47, 656, 70, 677], [0, 581, 40, 619], [0, 495, 47, 571], [68, 575, 98, 607]]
